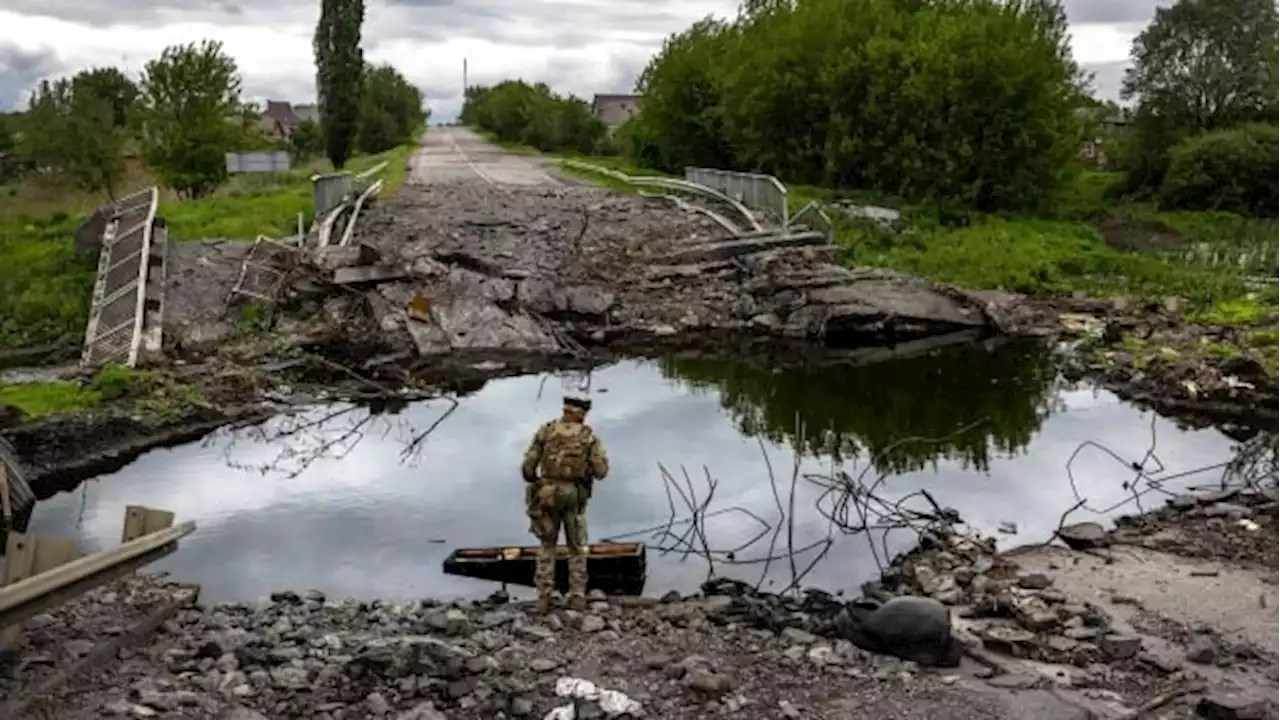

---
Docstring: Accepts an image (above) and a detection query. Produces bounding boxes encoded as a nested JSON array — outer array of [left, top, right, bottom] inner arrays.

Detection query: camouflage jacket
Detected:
[[521, 420, 609, 483]]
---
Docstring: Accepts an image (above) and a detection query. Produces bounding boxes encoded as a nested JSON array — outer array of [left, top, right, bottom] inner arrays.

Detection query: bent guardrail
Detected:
[[0, 506, 195, 641], [560, 160, 760, 235], [685, 167, 789, 226]]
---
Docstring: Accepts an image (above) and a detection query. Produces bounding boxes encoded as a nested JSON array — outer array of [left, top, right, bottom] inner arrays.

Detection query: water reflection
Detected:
[[659, 340, 1061, 474], [28, 348, 1241, 604]]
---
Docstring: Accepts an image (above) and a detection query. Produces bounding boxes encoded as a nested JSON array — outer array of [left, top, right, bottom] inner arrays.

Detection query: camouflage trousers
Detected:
[[527, 480, 588, 601]]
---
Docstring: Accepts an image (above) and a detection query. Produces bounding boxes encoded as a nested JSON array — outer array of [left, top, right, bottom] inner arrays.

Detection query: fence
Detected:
[[685, 167, 789, 226], [225, 151, 291, 174], [81, 188, 160, 369]]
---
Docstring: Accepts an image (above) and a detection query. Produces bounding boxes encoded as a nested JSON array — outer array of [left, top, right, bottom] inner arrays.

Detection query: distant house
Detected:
[[293, 104, 319, 125], [259, 100, 301, 139], [590, 94, 641, 129]]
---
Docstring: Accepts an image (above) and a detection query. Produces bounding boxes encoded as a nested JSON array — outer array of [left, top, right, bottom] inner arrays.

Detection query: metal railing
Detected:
[[788, 200, 835, 241], [560, 160, 760, 235], [81, 187, 160, 369], [685, 167, 789, 226]]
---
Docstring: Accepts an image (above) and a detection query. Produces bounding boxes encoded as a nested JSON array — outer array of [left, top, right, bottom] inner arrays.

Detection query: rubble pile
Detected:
[[9, 580, 1011, 720]]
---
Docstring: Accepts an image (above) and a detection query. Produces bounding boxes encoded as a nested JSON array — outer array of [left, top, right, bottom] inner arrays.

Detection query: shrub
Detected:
[[1159, 124, 1279, 217]]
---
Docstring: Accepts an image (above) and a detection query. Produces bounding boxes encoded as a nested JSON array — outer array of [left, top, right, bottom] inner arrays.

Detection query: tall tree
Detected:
[[1120, 0, 1279, 189], [72, 67, 139, 128], [135, 40, 244, 199], [314, 0, 366, 169], [19, 72, 127, 199]]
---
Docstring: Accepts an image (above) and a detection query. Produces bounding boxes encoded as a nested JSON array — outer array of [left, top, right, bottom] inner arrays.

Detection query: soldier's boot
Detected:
[[567, 594, 586, 612], [535, 594, 552, 615]]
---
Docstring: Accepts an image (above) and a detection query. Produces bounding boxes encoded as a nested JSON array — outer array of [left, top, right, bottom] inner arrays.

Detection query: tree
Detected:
[[358, 63, 424, 153], [626, 0, 1086, 212], [18, 72, 128, 199], [314, 0, 366, 169], [1120, 0, 1279, 191], [459, 80, 607, 154], [290, 118, 323, 160], [72, 67, 138, 129], [135, 40, 245, 199], [0, 113, 17, 155]]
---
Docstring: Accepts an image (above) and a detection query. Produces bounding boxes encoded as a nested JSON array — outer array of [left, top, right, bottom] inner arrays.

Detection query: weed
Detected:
[[0, 380, 100, 418]]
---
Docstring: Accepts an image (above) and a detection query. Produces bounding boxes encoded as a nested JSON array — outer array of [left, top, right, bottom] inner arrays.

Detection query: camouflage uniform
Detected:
[[521, 404, 609, 611]]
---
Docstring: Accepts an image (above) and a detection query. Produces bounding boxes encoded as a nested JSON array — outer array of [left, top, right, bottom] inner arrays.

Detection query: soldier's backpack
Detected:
[[539, 421, 593, 480]]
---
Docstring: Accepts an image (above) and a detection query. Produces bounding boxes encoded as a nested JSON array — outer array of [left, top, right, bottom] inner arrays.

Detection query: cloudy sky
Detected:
[[0, 0, 1156, 122]]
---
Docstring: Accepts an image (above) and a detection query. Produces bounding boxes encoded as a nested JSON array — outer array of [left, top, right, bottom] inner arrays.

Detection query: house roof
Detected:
[[263, 100, 300, 128]]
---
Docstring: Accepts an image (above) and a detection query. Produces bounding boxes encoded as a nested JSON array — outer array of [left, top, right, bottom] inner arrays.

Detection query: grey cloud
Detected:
[[1082, 61, 1130, 102], [0, 43, 66, 111], [1062, 0, 1167, 25]]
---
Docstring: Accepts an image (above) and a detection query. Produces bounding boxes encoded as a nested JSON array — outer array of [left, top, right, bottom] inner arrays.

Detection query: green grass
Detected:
[[0, 379, 101, 418], [0, 364, 208, 421]]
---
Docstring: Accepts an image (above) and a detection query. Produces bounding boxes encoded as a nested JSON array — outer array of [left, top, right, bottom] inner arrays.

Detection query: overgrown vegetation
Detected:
[[460, 81, 608, 155]]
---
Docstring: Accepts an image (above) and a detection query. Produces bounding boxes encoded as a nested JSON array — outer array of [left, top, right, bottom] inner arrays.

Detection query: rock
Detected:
[[980, 626, 1038, 658], [1195, 694, 1269, 720], [1098, 633, 1142, 661], [397, 702, 448, 720], [778, 700, 802, 718], [1186, 639, 1219, 665], [529, 657, 563, 673], [781, 627, 818, 645], [843, 596, 960, 668], [683, 668, 732, 694], [367, 692, 392, 715], [1017, 573, 1053, 590], [222, 709, 270, 720], [64, 638, 95, 657], [1203, 503, 1252, 520], [507, 697, 534, 717], [806, 645, 838, 666], [985, 673, 1042, 690], [1056, 523, 1108, 550], [579, 614, 606, 633]]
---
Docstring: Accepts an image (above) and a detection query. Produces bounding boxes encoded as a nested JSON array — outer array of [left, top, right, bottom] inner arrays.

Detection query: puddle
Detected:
[[28, 341, 1240, 604]]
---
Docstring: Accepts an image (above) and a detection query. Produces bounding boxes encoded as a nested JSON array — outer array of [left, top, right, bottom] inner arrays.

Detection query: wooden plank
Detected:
[[32, 537, 76, 575], [121, 505, 147, 543], [141, 508, 175, 536], [1, 532, 37, 648]]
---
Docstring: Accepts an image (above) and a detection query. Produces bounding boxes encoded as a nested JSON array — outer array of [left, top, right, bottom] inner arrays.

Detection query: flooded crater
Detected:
[[28, 341, 1239, 603]]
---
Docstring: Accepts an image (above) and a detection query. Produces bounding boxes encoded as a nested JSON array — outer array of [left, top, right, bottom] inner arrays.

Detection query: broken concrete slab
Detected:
[[331, 265, 409, 285], [655, 232, 830, 265], [312, 243, 380, 271]]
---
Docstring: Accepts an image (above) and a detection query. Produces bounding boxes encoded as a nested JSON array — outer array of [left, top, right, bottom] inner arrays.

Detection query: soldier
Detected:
[[521, 394, 609, 613]]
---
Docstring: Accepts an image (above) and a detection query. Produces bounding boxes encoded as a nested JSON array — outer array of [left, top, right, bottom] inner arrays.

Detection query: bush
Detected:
[[461, 80, 607, 155], [1159, 124, 1279, 217], [625, 0, 1086, 213]]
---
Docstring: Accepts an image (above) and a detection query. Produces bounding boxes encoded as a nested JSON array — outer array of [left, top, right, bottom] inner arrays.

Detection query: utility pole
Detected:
[[462, 58, 468, 91]]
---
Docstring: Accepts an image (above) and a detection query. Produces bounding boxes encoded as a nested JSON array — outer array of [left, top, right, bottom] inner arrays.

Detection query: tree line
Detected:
[[605, 0, 1276, 217], [460, 81, 607, 155], [1117, 0, 1277, 216], [619, 0, 1088, 214], [8, 0, 425, 202]]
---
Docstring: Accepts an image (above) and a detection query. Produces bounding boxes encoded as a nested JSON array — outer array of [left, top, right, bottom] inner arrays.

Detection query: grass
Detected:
[[0, 364, 208, 420], [0, 134, 422, 352]]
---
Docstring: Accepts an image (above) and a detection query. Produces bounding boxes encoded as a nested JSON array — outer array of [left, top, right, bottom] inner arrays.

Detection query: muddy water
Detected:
[[29, 342, 1239, 604]]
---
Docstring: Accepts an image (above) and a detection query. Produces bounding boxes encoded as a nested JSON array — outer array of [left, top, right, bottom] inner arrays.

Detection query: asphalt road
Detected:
[[408, 126, 560, 187]]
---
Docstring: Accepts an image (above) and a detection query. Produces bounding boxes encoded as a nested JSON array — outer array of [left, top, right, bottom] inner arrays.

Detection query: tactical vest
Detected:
[[539, 421, 593, 480]]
